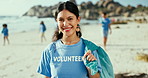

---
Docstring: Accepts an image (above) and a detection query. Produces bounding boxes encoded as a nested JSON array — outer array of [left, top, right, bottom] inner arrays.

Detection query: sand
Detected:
[[0, 22, 148, 78]]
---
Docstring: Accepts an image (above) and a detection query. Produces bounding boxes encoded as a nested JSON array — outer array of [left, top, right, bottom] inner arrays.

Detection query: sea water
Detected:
[[0, 16, 98, 34]]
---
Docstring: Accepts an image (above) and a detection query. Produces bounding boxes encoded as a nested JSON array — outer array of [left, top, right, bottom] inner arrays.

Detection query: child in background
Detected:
[[1, 24, 10, 46]]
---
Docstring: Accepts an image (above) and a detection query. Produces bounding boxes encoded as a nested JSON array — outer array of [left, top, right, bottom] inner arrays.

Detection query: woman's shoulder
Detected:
[[81, 38, 99, 46], [81, 38, 102, 49], [43, 42, 55, 52], [43, 40, 60, 51]]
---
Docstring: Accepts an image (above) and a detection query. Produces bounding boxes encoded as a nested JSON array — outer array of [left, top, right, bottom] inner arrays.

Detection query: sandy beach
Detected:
[[0, 22, 148, 78]]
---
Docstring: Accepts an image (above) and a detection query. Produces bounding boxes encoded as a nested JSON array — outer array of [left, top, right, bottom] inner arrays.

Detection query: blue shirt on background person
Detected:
[[40, 23, 46, 32], [1, 27, 8, 36], [99, 17, 111, 31]]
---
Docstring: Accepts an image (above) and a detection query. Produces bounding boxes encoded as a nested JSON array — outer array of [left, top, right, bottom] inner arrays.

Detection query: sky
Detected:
[[0, 0, 148, 16]]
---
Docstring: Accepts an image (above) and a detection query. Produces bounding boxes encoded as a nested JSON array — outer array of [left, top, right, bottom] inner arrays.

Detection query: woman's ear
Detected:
[[77, 16, 81, 24]]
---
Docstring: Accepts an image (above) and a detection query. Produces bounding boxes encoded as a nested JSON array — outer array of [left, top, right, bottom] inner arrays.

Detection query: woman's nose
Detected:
[[63, 20, 69, 26]]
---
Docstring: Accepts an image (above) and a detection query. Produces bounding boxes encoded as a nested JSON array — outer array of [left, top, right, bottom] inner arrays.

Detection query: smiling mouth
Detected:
[[63, 26, 72, 32]]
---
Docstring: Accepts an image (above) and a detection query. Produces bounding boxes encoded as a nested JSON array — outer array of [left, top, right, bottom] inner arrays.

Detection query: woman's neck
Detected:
[[61, 35, 80, 45]]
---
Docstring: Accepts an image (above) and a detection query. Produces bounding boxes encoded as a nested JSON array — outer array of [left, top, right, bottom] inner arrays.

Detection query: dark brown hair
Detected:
[[2, 24, 7, 28], [102, 12, 107, 16], [40, 21, 44, 24]]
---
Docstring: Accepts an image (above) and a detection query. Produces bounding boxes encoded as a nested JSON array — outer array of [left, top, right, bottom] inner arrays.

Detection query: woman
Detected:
[[37, 1, 114, 78]]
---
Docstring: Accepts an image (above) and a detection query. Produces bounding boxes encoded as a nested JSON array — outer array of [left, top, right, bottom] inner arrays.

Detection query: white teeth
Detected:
[[67, 26, 72, 27], [62, 26, 72, 30], [65, 29, 70, 30], [63, 26, 72, 28]]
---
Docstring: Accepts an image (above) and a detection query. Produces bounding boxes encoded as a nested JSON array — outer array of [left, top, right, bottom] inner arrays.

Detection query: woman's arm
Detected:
[[108, 24, 112, 34], [87, 68, 100, 78]]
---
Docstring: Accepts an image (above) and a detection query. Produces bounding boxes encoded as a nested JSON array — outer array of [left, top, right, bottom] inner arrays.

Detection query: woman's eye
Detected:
[[68, 18, 73, 21], [59, 19, 64, 22]]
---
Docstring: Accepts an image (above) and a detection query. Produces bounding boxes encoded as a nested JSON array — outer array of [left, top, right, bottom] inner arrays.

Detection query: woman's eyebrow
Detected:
[[58, 17, 64, 19], [57, 16, 74, 19], [67, 16, 74, 18]]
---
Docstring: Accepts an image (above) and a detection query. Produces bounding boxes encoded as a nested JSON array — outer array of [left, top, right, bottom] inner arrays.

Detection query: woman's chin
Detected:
[[63, 32, 74, 37], [63, 33, 71, 37]]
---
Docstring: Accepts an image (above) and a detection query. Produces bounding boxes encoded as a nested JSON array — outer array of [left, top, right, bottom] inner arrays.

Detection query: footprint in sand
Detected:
[[26, 65, 31, 69], [6, 56, 11, 60], [19, 69, 23, 72], [30, 74, 34, 77], [0, 74, 7, 78]]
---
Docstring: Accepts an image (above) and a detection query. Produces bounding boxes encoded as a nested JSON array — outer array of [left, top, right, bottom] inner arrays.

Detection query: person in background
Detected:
[[98, 12, 112, 50], [40, 21, 47, 42], [1, 24, 10, 46]]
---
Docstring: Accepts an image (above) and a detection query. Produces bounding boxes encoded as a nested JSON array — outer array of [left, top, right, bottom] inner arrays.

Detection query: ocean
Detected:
[[0, 16, 98, 34]]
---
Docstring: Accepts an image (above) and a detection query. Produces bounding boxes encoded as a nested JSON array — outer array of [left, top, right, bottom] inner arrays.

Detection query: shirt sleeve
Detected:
[[92, 50, 102, 73], [37, 48, 52, 77]]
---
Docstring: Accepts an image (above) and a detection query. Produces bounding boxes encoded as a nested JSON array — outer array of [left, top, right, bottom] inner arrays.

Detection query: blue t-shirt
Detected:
[[99, 17, 111, 31], [1, 28, 8, 36], [37, 38, 102, 78], [40, 24, 46, 32]]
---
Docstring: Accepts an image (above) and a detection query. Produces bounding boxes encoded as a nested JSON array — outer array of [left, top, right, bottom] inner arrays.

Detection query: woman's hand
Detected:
[[82, 50, 97, 61]]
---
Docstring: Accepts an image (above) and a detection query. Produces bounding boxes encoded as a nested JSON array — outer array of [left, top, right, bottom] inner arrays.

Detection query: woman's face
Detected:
[[56, 9, 80, 37]]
